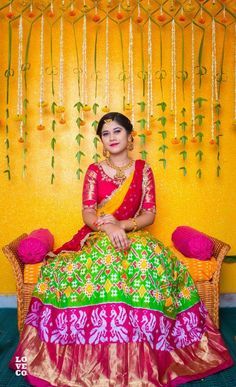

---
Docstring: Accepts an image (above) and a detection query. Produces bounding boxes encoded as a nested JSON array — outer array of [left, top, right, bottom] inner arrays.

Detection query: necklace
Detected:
[[106, 158, 134, 180]]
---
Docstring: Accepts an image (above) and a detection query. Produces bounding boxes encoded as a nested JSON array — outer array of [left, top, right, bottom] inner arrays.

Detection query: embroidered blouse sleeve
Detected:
[[82, 164, 98, 210], [141, 163, 156, 214]]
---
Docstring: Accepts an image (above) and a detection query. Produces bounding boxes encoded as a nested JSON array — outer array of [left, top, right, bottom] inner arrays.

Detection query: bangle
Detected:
[[130, 217, 138, 231]]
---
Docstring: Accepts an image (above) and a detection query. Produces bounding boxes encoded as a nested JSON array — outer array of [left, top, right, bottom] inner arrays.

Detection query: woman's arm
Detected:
[[120, 210, 155, 231], [82, 208, 99, 231]]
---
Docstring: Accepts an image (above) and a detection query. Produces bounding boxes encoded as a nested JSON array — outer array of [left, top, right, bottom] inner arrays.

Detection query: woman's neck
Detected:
[[108, 153, 131, 167]]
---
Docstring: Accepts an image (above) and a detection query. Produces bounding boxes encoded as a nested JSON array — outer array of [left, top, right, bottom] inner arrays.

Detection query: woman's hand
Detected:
[[95, 214, 120, 228], [101, 223, 131, 251]]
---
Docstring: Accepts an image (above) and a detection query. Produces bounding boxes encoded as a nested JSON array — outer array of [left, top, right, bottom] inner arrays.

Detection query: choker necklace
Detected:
[[106, 158, 134, 180]]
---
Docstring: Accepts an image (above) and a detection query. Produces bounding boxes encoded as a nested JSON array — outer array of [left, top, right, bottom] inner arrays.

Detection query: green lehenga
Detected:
[[10, 160, 233, 386]]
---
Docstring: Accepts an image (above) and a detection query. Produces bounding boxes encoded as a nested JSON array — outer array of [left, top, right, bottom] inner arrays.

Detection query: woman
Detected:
[[10, 112, 233, 386]]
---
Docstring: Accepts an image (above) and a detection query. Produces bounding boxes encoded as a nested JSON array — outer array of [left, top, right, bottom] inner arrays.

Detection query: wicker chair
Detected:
[[2, 231, 231, 333]]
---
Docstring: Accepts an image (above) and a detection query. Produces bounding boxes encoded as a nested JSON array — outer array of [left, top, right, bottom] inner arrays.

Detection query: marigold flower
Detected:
[[28, 11, 35, 18], [171, 138, 180, 144], [69, 9, 76, 17], [101, 105, 110, 112], [125, 103, 132, 110], [83, 104, 91, 112], [56, 106, 65, 113], [92, 14, 101, 22], [179, 14, 186, 22], [198, 17, 205, 24], [209, 139, 216, 145], [18, 137, 24, 143], [48, 10, 55, 18], [145, 129, 152, 136], [191, 137, 198, 143], [157, 14, 166, 22], [80, 119, 86, 126], [37, 124, 45, 130], [6, 12, 14, 19], [136, 16, 143, 23], [116, 12, 124, 20], [59, 118, 66, 124], [132, 130, 137, 137], [221, 16, 228, 24]]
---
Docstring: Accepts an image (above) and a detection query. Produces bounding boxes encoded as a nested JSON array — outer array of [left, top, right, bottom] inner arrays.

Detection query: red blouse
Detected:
[[82, 160, 156, 214]]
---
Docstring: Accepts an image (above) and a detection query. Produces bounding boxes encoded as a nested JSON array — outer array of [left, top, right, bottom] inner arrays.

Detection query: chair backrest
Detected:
[[2, 234, 28, 279]]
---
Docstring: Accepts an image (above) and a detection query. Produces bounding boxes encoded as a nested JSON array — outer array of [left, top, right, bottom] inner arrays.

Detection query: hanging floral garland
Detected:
[[126, 17, 134, 124], [170, 19, 178, 144], [4, 20, 13, 181], [57, 16, 65, 124], [37, 14, 46, 131], [210, 18, 217, 148], [146, 17, 153, 135], [16, 15, 24, 141], [191, 22, 203, 178], [82, 13, 90, 112], [234, 22, 236, 127], [16, 15, 28, 178], [103, 15, 110, 112]]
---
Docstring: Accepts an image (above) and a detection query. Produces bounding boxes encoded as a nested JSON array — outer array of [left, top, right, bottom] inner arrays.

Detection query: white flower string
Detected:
[[171, 19, 177, 138], [39, 14, 44, 128], [128, 17, 134, 126], [82, 14, 87, 110], [17, 15, 23, 140], [105, 15, 110, 108], [234, 23, 236, 124], [191, 21, 195, 139], [211, 18, 217, 140], [59, 16, 64, 121], [147, 17, 153, 131]]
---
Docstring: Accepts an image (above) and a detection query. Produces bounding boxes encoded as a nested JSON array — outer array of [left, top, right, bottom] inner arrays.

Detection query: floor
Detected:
[[0, 308, 235, 386]]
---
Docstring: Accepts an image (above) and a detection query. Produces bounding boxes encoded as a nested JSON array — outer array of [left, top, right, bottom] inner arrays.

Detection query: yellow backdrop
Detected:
[[0, 9, 235, 294]]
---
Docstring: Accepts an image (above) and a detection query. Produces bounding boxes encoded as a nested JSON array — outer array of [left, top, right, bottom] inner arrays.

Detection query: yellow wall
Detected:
[[0, 12, 236, 294]]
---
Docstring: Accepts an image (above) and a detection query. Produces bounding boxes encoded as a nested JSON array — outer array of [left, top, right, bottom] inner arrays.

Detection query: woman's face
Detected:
[[101, 120, 131, 155]]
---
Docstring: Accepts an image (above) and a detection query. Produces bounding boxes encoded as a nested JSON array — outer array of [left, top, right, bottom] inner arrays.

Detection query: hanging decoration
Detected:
[[82, 14, 90, 111], [146, 17, 153, 135], [171, 19, 178, 144], [191, 22, 196, 142], [0, 0, 235, 182], [234, 23, 236, 127], [57, 16, 65, 124], [37, 14, 46, 131], [16, 15, 24, 142], [210, 18, 217, 145], [103, 15, 110, 112], [126, 17, 134, 122]]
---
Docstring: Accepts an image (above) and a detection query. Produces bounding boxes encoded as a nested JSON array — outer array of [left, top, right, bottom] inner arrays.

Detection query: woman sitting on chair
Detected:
[[10, 112, 233, 386]]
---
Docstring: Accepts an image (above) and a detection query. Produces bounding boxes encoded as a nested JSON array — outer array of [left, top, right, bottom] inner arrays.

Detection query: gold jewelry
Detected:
[[106, 158, 133, 181], [130, 217, 138, 231], [104, 118, 113, 125], [103, 146, 110, 158], [127, 136, 134, 151]]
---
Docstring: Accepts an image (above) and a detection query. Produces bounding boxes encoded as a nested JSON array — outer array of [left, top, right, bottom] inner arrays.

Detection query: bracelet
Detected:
[[130, 217, 138, 231]]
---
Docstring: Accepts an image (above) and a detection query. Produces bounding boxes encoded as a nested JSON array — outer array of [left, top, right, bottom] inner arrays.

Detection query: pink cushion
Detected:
[[171, 226, 214, 261], [17, 229, 54, 264]]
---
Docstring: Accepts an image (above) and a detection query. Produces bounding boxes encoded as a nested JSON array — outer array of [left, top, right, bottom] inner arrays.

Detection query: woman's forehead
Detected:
[[102, 121, 124, 131]]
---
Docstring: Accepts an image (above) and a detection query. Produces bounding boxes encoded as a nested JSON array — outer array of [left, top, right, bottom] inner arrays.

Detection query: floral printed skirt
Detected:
[[10, 230, 233, 386]]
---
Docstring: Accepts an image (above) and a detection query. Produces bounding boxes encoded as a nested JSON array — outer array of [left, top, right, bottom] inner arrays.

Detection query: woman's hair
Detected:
[[96, 112, 133, 138]]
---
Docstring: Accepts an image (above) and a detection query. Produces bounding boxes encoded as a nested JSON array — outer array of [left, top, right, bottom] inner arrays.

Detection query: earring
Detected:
[[127, 136, 134, 151], [103, 146, 109, 158]]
